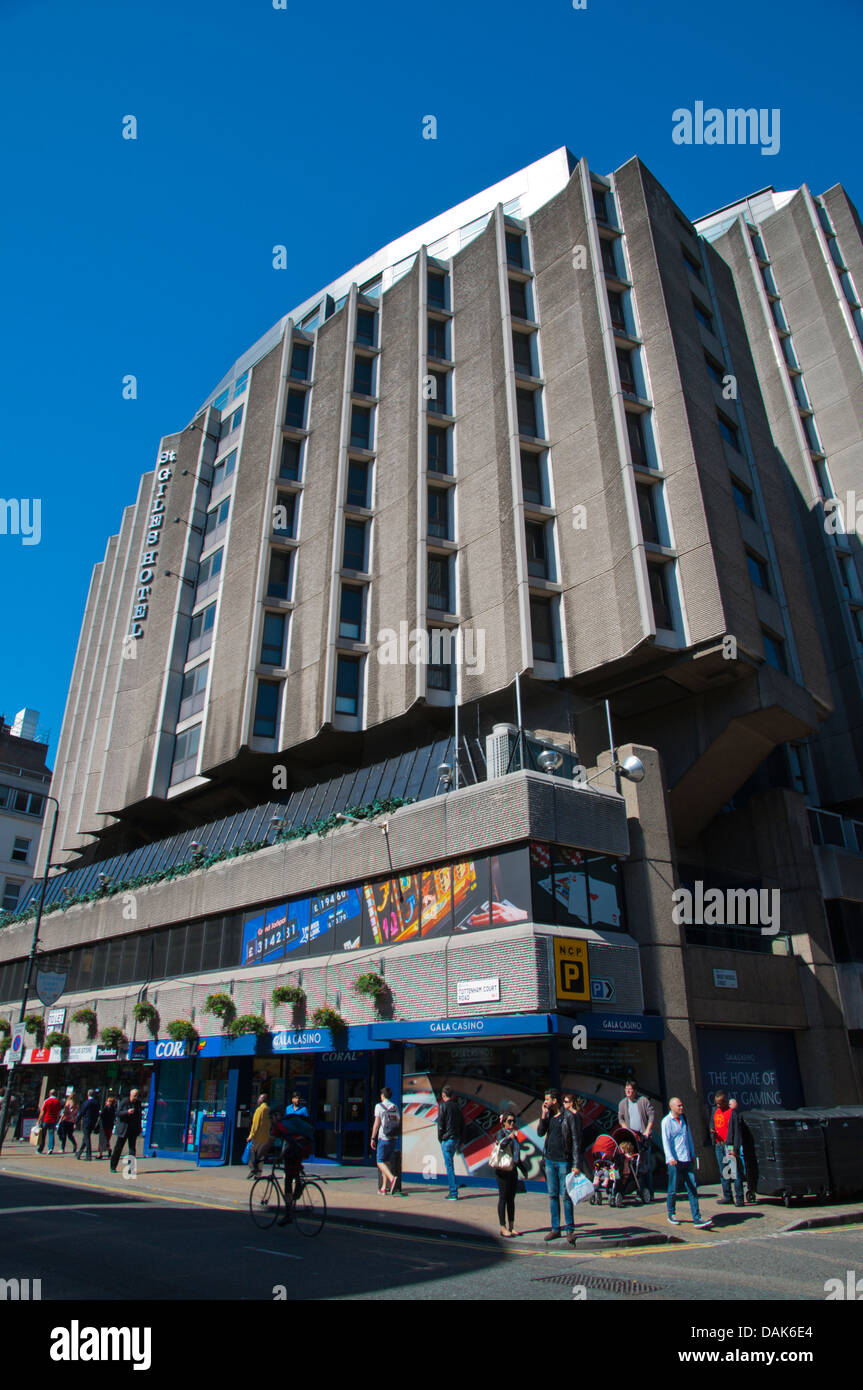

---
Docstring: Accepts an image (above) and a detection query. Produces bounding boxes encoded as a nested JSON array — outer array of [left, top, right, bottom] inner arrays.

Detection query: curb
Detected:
[[781, 1209, 863, 1233]]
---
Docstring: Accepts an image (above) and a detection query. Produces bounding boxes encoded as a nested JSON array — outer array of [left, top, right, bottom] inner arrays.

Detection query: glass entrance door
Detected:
[[313, 1075, 369, 1162]]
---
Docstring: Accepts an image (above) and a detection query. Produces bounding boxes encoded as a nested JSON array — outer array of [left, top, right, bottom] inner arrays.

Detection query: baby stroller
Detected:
[[587, 1128, 647, 1207]]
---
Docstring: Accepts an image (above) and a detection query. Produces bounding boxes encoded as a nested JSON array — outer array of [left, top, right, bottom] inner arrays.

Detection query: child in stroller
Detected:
[[587, 1128, 647, 1207]]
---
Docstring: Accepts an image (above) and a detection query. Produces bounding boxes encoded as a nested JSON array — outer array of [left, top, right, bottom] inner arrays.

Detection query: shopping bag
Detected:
[[241, 1140, 252, 1165], [29, 1124, 42, 1147], [565, 1171, 594, 1205]]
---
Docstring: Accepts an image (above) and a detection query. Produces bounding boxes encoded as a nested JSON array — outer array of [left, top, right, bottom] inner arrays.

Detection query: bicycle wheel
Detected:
[[249, 1174, 283, 1229], [293, 1178, 326, 1237]]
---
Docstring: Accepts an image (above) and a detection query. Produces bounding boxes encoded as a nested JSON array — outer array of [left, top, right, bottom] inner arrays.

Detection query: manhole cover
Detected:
[[531, 1273, 665, 1295]]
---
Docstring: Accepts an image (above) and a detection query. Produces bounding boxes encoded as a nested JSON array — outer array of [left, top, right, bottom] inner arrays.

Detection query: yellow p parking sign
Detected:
[[554, 937, 590, 1002]]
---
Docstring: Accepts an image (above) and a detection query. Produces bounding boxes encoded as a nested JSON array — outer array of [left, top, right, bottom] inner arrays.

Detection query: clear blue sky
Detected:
[[2, 0, 861, 757]]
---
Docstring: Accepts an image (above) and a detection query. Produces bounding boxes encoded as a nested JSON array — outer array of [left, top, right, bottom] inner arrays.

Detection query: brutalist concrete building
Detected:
[[1, 149, 860, 1176]]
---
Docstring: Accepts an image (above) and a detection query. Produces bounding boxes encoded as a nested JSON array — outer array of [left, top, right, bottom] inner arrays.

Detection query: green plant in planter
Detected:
[[166, 1019, 199, 1047], [311, 1006, 346, 1034], [72, 1007, 98, 1040], [24, 1015, 45, 1044], [203, 993, 237, 1029], [228, 1013, 267, 1038], [352, 971, 387, 999], [0, 1017, 10, 1036], [132, 1001, 161, 1038], [99, 1026, 128, 1050], [45, 1032, 70, 1050], [271, 984, 305, 1009]]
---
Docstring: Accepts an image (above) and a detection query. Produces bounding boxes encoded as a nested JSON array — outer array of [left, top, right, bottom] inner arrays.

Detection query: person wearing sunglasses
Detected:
[[491, 1112, 524, 1238]]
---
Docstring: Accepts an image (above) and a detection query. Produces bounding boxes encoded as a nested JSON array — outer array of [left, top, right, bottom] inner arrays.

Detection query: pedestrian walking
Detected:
[[246, 1093, 272, 1178], [97, 1094, 116, 1158], [709, 1088, 744, 1207], [617, 1080, 656, 1200], [58, 1095, 79, 1154], [370, 1086, 400, 1195], [436, 1084, 465, 1200], [490, 1112, 524, 1237], [110, 1089, 142, 1173], [537, 1088, 583, 1244], [661, 1097, 712, 1228], [36, 1091, 62, 1154], [286, 1091, 309, 1118], [76, 1091, 101, 1161]]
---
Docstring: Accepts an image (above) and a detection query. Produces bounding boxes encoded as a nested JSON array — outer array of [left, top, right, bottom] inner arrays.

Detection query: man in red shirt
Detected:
[[37, 1091, 62, 1154], [710, 1088, 744, 1207]]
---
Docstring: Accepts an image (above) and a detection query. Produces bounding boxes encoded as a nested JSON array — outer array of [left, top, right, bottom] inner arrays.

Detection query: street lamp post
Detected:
[[0, 796, 61, 1155]]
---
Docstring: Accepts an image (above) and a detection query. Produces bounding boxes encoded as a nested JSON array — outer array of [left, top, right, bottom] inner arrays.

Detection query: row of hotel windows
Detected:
[[816, 200, 863, 345]]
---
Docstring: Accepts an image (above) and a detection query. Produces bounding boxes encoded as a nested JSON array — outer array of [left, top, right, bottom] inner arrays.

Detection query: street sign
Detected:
[[590, 977, 615, 1002], [9, 1023, 27, 1067], [553, 937, 590, 1002], [36, 968, 67, 1008]]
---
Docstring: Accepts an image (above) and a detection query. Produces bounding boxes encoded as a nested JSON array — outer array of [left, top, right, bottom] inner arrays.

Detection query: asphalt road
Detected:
[[2, 1171, 862, 1307]]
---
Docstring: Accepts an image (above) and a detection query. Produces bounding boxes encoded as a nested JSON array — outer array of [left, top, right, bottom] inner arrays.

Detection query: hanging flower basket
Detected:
[[203, 993, 237, 1029], [73, 1007, 98, 1040], [99, 1026, 128, 1050], [132, 1001, 161, 1038], [166, 1019, 198, 1047], [311, 1006, 346, 1035], [228, 1013, 268, 1038]]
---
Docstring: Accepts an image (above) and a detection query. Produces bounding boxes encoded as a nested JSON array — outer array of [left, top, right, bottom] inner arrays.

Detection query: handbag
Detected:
[[565, 1171, 594, 1205], [29, 1123, 42, 1147], [242, 1140, 253, 1166], [488, 1139, 515, 1172]]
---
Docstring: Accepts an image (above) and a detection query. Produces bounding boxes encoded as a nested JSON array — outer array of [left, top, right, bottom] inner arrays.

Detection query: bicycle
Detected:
[[249, 1157, 327, 1236]]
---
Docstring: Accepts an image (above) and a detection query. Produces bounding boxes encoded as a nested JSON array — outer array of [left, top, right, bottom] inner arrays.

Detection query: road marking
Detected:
[[244, 1247, 302, 1260], [0, 1202, 131, 1216]]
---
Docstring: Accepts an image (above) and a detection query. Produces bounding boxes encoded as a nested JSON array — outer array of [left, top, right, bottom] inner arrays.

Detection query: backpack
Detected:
[[381, 1103, 400, 1137]]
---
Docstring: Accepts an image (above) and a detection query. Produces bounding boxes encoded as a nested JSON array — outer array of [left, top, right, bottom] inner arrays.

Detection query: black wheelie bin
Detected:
[[739, 1109, 830, 1206], [797, 1107, 863, 1198]]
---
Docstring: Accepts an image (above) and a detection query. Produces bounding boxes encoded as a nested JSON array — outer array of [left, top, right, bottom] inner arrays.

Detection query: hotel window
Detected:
[[427, 370, 449, 416], [513, 331, 535, 377], [204, 497, 230, 540], [692, 298, 715, 333], [356, 310, 377, 347], [233, 371, 249, 398], [213, 389, 230, 411], [791, 375, 810, 410], [0, 786, 45, 817], [2, 879, 22, 913], [717, 411, 741, 452], [196, 548, 223, 603], [284, 390, 307, 430], [814, 458, 834, 500], [187, 603, 216, 659], [427, 487, 450, 540], [730, 476, 756, 520], [780, 337, 799, 370], [626, 410, 648, 467], [352, 355, 375, 397], [338, 585, 365, 641], [682, 247, 704, 282], [853, 609, 863, 646], [704, 353, 725, 386], [343, 521, 368, 572], [290, 342, 311, 381], [11, 837, 30, 863], [350, 406, 373, 449], [267, 549, 294, 601], [601, 238, 620, 278], [648, 562, 674, 630], [427, 318, 448, 360], [260, 612, 287, 667], [508, 278, 531, 321], [617, 348, 636, 395], [608, 289, 627, 333], [525, 521, 552, 579], [253, 680, 282, 739], [516, 388, 540, 438], [593, 187, 609, 222], [762, 628, 788, 674], [637, 483, 661, 544], [335, 656, 362, 715], [212, 449, 237, 492], [427, 629, 453, 690], [273, 491, 297, 538], [746, 551, 770, 592], [279, 438, 302, 482], [219, 406, 243, 440], [750, 231, 768, 261], [428, 554, 452, 612], [505, 230, 525, 268], [427, 425, 450, 474], [427, 271, 448, 310], [179, 661, 209, 720], [802, 414, 822, 454], [521, 450, 546, 505], [770, 300, 788, 333], [829, 239, 845, 271], [170, 724, 201, 784], [346, 460, 371, 508], [530, 595, 556, 664]]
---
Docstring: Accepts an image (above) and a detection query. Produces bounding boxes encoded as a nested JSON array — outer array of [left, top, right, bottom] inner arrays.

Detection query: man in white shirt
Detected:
[[661, 1098, 712, 1229]]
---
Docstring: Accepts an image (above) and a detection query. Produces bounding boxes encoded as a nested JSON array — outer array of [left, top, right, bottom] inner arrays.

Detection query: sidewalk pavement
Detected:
[[2, 1141, 862, 1251]]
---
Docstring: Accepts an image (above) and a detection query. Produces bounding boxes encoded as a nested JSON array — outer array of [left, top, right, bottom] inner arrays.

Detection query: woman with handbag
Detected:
[[489, 1112, 523, 1238]]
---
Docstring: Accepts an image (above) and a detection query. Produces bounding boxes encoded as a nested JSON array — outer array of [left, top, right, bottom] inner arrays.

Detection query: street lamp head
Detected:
[[618, 755, 645, 784], [537, 749, 564, 774], [437, 762, 453, 786]]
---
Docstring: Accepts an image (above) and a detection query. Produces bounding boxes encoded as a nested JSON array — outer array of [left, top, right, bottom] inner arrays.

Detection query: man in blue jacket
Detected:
[[75, 1090, 101, 1162]]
